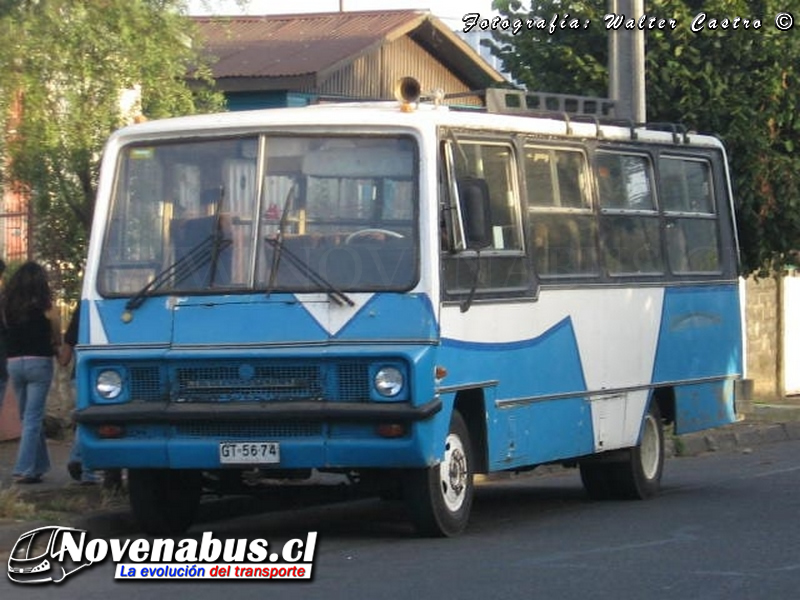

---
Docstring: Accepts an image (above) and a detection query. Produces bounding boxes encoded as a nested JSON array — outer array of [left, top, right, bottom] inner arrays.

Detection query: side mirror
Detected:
[[457, 177, 493, 250]]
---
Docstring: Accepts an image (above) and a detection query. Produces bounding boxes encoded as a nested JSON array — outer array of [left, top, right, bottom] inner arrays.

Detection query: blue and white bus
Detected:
[[76, 82, 747, 536]]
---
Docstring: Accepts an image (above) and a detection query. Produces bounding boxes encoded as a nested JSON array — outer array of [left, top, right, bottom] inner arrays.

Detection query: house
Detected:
[[190, 9, 506, 110]]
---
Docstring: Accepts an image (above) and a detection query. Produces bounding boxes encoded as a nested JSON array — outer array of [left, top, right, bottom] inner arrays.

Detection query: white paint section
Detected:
[[552, 287, 664, 391], [441, 287, 664, 391], [88, 301, 109, 345], [590, 390, 650, 452], [784, 277, 800, 394], [296, 293, 375, 336]]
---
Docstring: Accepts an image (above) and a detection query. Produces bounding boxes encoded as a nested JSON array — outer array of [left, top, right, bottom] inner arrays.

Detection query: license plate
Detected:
[[219, 441, 280, 465]]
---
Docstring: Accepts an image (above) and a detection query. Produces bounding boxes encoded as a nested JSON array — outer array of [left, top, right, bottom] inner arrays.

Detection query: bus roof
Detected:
[[108, 101, 725, 151]]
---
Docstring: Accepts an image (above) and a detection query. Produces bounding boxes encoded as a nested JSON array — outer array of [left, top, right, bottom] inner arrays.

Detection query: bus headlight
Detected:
[[96, 370, 123, 400], [374, 366, 404, 398]]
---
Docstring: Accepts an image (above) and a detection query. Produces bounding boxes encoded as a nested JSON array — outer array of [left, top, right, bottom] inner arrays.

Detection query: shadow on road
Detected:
[[71, 469, 590, 541]]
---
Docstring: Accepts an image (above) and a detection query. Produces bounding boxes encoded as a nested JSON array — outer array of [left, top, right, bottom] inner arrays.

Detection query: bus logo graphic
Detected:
[[7, 526, 92, 584]]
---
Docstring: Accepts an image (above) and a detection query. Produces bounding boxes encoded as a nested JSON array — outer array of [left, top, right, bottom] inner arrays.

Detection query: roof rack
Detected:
[[637, 122, 691, 144], [445, 88, 695, 144], [484, 88, 615, 118]]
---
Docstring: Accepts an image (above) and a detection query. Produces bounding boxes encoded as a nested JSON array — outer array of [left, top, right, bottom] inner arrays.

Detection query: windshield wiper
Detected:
[[126, 186, 231, 311], [207, 185, 228, 288], [265, 184, 294, 297], [264, 237, 354, 306], [264, 184, 354, 307], [125, 234, 233, 311]]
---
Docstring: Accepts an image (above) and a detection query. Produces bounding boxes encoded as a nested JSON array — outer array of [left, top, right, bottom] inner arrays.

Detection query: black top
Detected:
[[0, 326, 6, 379], [64, 309, 78, 347], [4, 309, 55, 358]]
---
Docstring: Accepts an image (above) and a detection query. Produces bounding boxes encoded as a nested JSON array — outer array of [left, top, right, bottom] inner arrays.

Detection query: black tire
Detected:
[[580, 402, 665, 501], [404, 411, 474, 537], [128, 469, 202, 535], [613, 402, 664, 499]]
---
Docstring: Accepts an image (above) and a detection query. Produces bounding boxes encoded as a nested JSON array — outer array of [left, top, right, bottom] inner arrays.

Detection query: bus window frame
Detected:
[[657, 152, 724, 277], [524, 143, 601, 280], [440, 134, 535, 303], [594, 148, 666, 278]]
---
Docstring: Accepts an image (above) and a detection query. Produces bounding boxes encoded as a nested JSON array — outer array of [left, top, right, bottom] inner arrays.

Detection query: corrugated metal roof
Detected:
[[192, 10, 503, 88]]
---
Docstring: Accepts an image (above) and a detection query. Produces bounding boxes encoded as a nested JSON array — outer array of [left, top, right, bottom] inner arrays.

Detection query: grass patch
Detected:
[[0, 485, 37, 520], [28, 486, 128, 519], [667, 423, 687, 456], [0, 483, 128, 523]]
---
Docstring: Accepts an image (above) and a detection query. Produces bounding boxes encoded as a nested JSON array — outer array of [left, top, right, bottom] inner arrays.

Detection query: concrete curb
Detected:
[[671, 422, 800, 457]]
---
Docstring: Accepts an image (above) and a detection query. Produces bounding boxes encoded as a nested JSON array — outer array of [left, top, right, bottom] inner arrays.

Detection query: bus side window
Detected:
[[660, 156, 721, 274], [452, 142, 523, 252], [526, 146, 597, 277], [441, 139, 531, 298], [597, 151, 663, 275]]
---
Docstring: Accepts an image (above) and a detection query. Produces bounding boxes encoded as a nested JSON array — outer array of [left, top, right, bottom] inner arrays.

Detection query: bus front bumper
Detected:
[[75, 398, 441, 424], [75, 398, 443, 470]]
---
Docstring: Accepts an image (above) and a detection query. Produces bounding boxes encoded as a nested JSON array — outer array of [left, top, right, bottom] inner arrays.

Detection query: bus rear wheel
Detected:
[[580, 402, 664, 500], [404, 411, 474, 537], [128, 469, 202, 535]]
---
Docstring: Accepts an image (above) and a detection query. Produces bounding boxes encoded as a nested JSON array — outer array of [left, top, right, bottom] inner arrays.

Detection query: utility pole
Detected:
[[608, 0, 646, 122]]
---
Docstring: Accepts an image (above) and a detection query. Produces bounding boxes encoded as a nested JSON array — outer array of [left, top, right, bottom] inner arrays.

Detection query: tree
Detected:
[[488, 0, 800, 275], [0, 0, 224, 300]]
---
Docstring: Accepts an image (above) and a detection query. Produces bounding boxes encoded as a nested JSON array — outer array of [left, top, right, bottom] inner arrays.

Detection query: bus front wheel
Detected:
[[128, 469, 202, 535], [404, 411, 474, 537]]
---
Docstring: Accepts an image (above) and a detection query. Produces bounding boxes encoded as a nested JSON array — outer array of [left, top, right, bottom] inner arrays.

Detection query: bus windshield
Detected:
[[98, 135, 418, 297]]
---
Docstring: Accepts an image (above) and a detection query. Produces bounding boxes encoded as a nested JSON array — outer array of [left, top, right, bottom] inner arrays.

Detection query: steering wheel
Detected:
[[345, 228, 405, 244]]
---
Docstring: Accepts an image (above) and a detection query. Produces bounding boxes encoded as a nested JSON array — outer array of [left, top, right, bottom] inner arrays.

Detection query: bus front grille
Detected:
[[122, 360, 371, 404], [174, 421, 322, 438]]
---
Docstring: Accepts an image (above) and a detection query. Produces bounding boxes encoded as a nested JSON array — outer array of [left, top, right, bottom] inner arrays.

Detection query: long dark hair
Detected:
[[0, 261, 53, 326]]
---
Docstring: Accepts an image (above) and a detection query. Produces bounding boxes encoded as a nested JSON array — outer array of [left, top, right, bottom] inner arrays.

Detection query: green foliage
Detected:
[[0, 0, 224, 300], [489, 0, 800, 275], [489, 0, 609, 96]]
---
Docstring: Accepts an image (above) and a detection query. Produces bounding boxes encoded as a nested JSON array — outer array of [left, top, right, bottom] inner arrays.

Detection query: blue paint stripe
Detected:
[[441, 316, 587, 398], [442, 316, 572, 351]]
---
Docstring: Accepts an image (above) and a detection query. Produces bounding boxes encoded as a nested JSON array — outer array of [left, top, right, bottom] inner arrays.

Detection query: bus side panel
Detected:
[[652, 283, 742, 433], [516, 398, 593, 467], [441, 317, 595, 471], [486, 400, 594, 472], [672, 381, 737, 434]]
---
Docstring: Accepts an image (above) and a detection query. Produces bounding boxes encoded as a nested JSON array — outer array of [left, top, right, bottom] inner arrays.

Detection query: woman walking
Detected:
[[1, 261, 60, 484]]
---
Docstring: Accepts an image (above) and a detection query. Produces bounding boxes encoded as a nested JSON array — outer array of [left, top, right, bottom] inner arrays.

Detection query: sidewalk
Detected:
[[669, 403, 800, 457], [0, 401, 799, 554]]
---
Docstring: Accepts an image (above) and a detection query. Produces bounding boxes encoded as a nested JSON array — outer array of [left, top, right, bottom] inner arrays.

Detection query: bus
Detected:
[[75, 80, 747, 537]]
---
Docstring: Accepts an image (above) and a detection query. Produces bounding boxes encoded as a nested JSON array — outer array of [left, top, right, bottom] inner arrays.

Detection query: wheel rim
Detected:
[[640, 413, 661, 480], [439, 431, 468, 512]]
